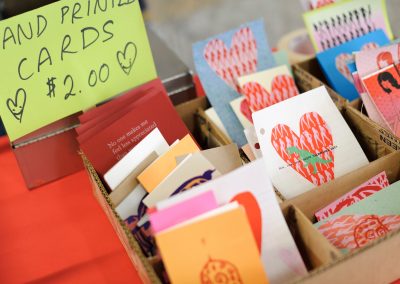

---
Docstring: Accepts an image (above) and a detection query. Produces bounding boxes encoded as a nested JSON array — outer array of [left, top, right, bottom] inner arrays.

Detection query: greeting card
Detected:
[[230, 97, 253, 128], [193, 20, 276, 146], [362, 63, 400, 137], [176, 144, 242, 175], [143, 154, 221, 208], [204, 108, 230, 138], [253, 86, 369, 199], [304, 0, 393, 52], [244, 126, 262, 159], [315, 180, 400, 253], [238, 65, 299, 112], [110, 152, 158, 206], [316, 30, 390, 101], [137, 134, 200, 193], [315, 171, 389, 221], [79, 84, 190, 176], [356, 42, 400, 78], [104, 128, 169, 190], [155, 203, 269, 284], [149, 191, 219, 234], [156, 160, 307, 284]]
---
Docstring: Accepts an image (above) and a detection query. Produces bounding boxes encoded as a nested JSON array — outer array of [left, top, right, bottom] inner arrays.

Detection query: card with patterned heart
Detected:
[[193, 20, 275, 146], [155, 160, 307, 284], [253, 86, 368, 199], [316, 30, 390, 101], [238, 65, 299, 112], [315, 180, 400, 253]]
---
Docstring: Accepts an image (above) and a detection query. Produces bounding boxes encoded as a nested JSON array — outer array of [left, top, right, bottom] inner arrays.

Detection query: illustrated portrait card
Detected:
[[362, 63, 400, 137], [253, 86, 369, 199], [316, 30, 390, 101], [193, 20, 276, 146], [303, 0, 393, 52]]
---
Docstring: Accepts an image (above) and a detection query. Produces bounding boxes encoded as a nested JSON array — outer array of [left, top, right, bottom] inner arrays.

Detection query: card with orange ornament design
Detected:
[[315, 180, 400, 253], [155, 202, 269, 284]]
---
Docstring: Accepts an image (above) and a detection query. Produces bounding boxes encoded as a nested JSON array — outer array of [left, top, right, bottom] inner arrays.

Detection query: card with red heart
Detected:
[[253, 86, 368, 199], [154, 160, 307, 284], [238, 65, 299, 112], [316, 30, 390, 101], [193, 19, 276, 146]]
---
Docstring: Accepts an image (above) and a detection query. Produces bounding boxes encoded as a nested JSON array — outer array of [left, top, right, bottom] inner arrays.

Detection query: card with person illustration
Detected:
[[253, 86, 369, 199], [362, 63, 400, 138]]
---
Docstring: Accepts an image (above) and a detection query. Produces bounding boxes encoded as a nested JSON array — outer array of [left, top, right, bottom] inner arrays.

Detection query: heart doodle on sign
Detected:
[[7, 88, 26, 123], [335, 42, 379, 83], [270, 112, 334, 186], [241, 75, 299, 112], [204, 27, 258, 93], [117, 42, 137, 75]]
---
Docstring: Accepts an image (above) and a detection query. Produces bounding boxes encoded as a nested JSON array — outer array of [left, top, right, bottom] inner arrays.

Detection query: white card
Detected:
[[156, 160, 307, 284], [104, 128, 169, 190], [253, 86, 368, 199]]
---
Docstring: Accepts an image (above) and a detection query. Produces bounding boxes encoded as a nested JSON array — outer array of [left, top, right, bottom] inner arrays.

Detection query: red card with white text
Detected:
[[315, 171, 389, 221], [79, 86, 190, 176]]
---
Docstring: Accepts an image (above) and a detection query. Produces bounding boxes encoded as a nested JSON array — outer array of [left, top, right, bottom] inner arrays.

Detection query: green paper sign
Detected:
[[0, 0, 157, 141]]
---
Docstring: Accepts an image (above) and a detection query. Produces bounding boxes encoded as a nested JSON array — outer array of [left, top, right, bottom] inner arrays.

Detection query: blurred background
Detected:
[[1, 0, 399, 70], [146, 0, 400, 70]]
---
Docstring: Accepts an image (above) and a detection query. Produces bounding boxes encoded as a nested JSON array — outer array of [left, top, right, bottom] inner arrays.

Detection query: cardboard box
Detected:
[[82, 96, 400, 283], [293, 57, 400, 160]]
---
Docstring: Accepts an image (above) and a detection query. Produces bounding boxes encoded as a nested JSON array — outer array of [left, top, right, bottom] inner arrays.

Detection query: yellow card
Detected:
[[155, 203, 269, 284], [138, 135, 199, 192], [0, 0, 157, 141]]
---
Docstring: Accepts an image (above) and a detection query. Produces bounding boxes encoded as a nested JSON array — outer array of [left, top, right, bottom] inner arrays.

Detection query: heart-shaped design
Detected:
[[204, 27, 258, 93], [7, 88, 26, 123], [271, 112, 334, 186], [241, 75, 299, 112], [336, 42, 379, 83], [117, 41, 137, 75], [230, 192, 262, 253], [240, 99, 253, 123]]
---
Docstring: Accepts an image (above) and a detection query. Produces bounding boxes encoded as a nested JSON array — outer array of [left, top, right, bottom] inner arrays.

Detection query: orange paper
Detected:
[[138, 135, 199, 192], [155, 204, 269, 284]]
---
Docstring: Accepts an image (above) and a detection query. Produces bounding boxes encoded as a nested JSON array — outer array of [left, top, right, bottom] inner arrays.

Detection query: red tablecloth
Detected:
[[0, 136, 141, 283]]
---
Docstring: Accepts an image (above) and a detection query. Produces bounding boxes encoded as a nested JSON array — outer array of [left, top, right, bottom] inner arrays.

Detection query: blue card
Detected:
[[316, 30, 390, 101], [193, 20, 275, 146]]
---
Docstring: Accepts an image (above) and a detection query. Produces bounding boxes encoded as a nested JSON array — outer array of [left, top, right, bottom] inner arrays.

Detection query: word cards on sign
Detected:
[[0, 0, 157, 141]]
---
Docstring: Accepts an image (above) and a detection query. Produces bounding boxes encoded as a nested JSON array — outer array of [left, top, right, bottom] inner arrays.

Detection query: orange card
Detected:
[[155, 203, 269, 284], [138, 135, 200, 192]]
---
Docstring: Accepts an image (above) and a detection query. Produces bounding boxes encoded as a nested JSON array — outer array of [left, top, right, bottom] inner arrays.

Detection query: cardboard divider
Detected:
[[284, 206, 342, 272], [293, 57, 400, 160]]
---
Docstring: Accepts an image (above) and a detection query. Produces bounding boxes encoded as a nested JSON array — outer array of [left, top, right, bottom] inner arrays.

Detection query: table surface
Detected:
[[0, 136, 142, 283]]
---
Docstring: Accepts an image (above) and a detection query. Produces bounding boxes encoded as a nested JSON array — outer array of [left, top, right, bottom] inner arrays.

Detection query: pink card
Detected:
[[362, 63, 400, 137], [315, 171, 389, 221], [148, 191, 218, 234], [356, 43, 400, 78]]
